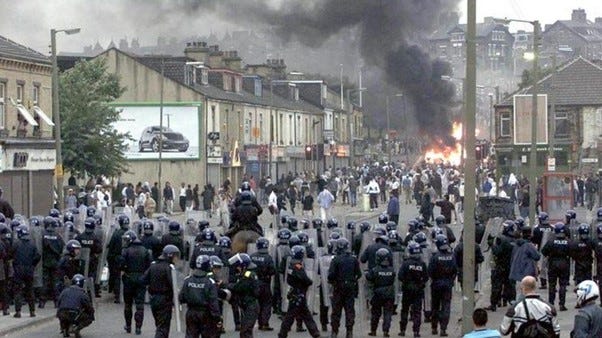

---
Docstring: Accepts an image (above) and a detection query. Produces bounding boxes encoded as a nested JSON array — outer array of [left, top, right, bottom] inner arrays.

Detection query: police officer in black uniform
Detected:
[[486, 220, 516, 311], [274, 228, 292, 316], [313, 218, 325, 248], [277, 245, 322, 338], [398, 242, 428, 338], [140, 220, 162, 261], [56, 240, 83, 296], [328, 238, 362, 338], [0, 223, 9, 316], [179, 255, 222, 338], [570, 223, 595, 285], [41, 216, 64, 308], [228, 191, 264, 237], [190, 228, 221, 269], [11, 227, 40, 318], [227, 252, 260, 338], [75, 217, 103, 298], [107, 214, 130, 303], [428, 234, 457, 337], [360, 228, 391, 271], [594, 224, 602, 285], [434, 216, 456, 244], [57, 274, 94, 338], [453, 230, 484, 291], [297, 231, 315, 259], [366, 248, 395, 337], [542, 222, 572, 311], [250, 237, 276, 331], [353, 221, 370, 256], [142, 244, 180, 338], [120, 230, 151, 334], [161, 221, 185, 254]]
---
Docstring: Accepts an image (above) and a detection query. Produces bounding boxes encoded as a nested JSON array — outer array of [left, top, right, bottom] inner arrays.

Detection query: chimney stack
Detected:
[[572, 8, 587, 23], [184, 41, 209, 63], [223, 50, 242, 72]]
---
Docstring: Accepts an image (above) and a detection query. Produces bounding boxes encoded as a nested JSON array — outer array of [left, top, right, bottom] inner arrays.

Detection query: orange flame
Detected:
[[423, 122, 464, 166]]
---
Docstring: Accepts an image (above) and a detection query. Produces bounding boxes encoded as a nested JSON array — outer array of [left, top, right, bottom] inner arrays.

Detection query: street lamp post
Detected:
[[346, 88, 366, 167], [494, 17, 540, 225], [51, 27, 80, 211]]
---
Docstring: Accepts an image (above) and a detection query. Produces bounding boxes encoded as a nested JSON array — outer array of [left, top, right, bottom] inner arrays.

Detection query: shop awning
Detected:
[[33, 106, 55, 126], [16, 104, 38, 126]]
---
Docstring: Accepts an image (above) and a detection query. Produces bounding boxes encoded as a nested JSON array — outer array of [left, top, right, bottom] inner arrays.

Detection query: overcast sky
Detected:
[[1, 0, 601, 55]]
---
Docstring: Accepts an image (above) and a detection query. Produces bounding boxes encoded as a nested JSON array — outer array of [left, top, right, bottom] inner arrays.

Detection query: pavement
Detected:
[[1, 200, 592, 337]]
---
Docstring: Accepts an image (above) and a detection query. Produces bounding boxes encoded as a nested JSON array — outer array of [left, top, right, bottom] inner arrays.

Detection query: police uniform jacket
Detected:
[[121, 240, 151, 282], [141, 258, 173, 298], [398, 256, 428, 292], [365, 265, 395, 299], [178, 270, 221, 319], [58, 285, 94, 318]]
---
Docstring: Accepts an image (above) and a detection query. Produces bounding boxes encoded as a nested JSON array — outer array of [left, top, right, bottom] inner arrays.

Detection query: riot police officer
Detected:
[[297, 231, 315, 258], [387, 230, 404, 253], [274, 228, 292, 315], [434, 215, 456, 244], [313, 218, 325, 248], [366, 248, 395, 337], [56, 240, 84, 296], [277, 245, 321, 338], [120, 230, 151, 335], [595, 224, 602, 285], [179, 255, 222, 338], [328, 238, 361, 338], [570, 224, 595, 285], [353, 221, 370, 256], [57, 274, 94, 338], [228, 191, 264, 237], [161, 221, 184, 254], [140, 220, 162, 261], [190, 228, 221, 269], [227, 253, 260, 338], [360, 228, 391, 270], [11, 227, 40, 318], [142, 244, 180, 338], [107, 214, 130, 303], [41, 216, 64, 308], [75, 217, 103, 298], [428, 234, 457, 336], [0, 223, 11, 315], [532, 211, 553, 289], [251, 237, 276, 331], [486, 220, 516, 311], [542, 222, 572, 311], [398, 242, 428, 338], [453, 231, 484, 290]]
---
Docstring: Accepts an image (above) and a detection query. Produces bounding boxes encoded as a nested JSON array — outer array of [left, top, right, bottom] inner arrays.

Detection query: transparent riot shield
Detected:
[[304, 257, 317, 313], [359, 231, 377, 269], [96, 221, 115, 286], [421, 245, 433, 317], [80, 247, 96, 308], [31, 224, 43, 289], [281, 254, 292, 312], [170, 264, 183, 333], [318, 250, 333, 308], [183, 219, 198, 276], [392, 251, 403, 305], [305, 229, 319, 252]]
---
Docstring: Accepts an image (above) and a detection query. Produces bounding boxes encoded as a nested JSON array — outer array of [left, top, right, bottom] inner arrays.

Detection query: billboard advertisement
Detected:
[[513, 94, 548, 145], [112, 104, 200, 160]]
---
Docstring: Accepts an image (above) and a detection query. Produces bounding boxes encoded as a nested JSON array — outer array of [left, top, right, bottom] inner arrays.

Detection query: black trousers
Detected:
[[369, 194, 379, 209], [179, 196, 186, 212], [574, 264, 593, 285], [43, 266, 57, 301], [240, 300, 259, 338], [257, 280, 272, 327], [370, 296, 394, 333], [150, 294, 172, 338], [330, 289, 355, 333], [0, 279, 8, 311], [400, 289, 423, 333], [319, 285, 329, 328], [548, 263, 570, 306], [123, 279, 146, 329], [490, 268, 514, 307], [57, 308, 93, 333], [431, 285, 452, 331], [186, 309, 219, 338], [108, 259, 121, 299], [13, 274, 35, 313], [278, 300, 320, 338]]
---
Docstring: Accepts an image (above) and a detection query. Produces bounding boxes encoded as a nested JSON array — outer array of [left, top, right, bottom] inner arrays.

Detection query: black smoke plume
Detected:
[[185, 0, 461, 144]]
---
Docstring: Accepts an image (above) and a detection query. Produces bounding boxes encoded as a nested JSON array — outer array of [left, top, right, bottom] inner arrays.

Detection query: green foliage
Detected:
[[59, 58, 130, 178], [518, 67, 554, 90]]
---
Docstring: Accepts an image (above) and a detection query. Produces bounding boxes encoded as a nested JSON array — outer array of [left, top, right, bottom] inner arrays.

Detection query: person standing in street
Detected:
[[163, 182, 174, 215], [317, 187, 335, 222], [328, 238, 361, 338], [56, 274, 95, 338], [462, 308, 500, 338], [365, 248, 395, 337], [0, 188, 15, 219], [250, 237, 276, 332], [179, 182, 187, 212], [428, 234, 457, 337], [386, 190, 400, 225], [107, 214, 130, 303], [11, 227, 40, 318], [75, 217, 103, 298], [541, 222, 572, 311], [227, 253, 260, 338], [571, 280, 602, 338], [398, 242, 428, 338], [41, 216, 64, 308], [142, 244, 180, 338], [120, 230, 151, 335], [179, 255, 222, 338]]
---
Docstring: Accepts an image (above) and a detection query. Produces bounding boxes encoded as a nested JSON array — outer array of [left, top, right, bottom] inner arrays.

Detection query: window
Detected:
[[16, 83, 24, 103], [0, 82, 5, 128], [211, 105, 216, 132], [488, 43, 498, 56], [289, 114, 293, 144], [451, 33, 464, 42], [32, 85, 40, 105], [500, 112, 511, 137], [554, 111, 570, 138], [259, 114, 263, 142], [492, 30, 505, 41]]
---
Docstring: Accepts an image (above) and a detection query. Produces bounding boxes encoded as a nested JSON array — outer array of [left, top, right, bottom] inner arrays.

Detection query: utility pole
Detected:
[[158, 59, 164, 213], [462, 0, 477, 333], [529, 21, 540, 226]]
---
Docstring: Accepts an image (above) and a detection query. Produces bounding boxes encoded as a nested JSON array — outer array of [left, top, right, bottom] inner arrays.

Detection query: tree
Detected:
[[517, 66, 554, 90], [59, 58, 130, 178]]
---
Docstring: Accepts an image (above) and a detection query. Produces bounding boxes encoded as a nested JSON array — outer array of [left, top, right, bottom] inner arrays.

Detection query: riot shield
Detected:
[[169, 264, 183, 333], [281, 254, 292, 312], [183, 219, 198, 276], [247, 242, 258, 255], [318, 250, 333, 308], [392, 251, 403, 305], [31, 224, 43, 289], [359, 231, 377, 270], [539, 227, 554, 284], [305, 229, 319, 252], [96, 221, 115, 286], [304, 257, 317, 313], [421, 245, 432, 316], [80, 247, 96, 308]]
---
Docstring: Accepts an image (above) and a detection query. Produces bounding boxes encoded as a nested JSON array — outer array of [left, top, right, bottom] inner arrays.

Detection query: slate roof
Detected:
[[0, 35, 50, 65], [499, 56, 602, 106], [430, 22, 508, 41], [548, 20, 602, 42], [126, 51, 322, 114]]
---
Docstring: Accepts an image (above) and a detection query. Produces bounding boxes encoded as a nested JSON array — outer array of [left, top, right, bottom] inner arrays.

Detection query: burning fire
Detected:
[[424, 122, 463, 166]]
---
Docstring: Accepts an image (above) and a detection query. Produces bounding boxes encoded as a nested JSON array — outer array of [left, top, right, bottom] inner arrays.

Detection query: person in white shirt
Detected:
[[179, 182, 187, 212]]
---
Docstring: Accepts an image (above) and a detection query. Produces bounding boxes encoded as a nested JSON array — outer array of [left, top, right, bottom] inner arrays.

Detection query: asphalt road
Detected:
[[10, 199, 587, 338]]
